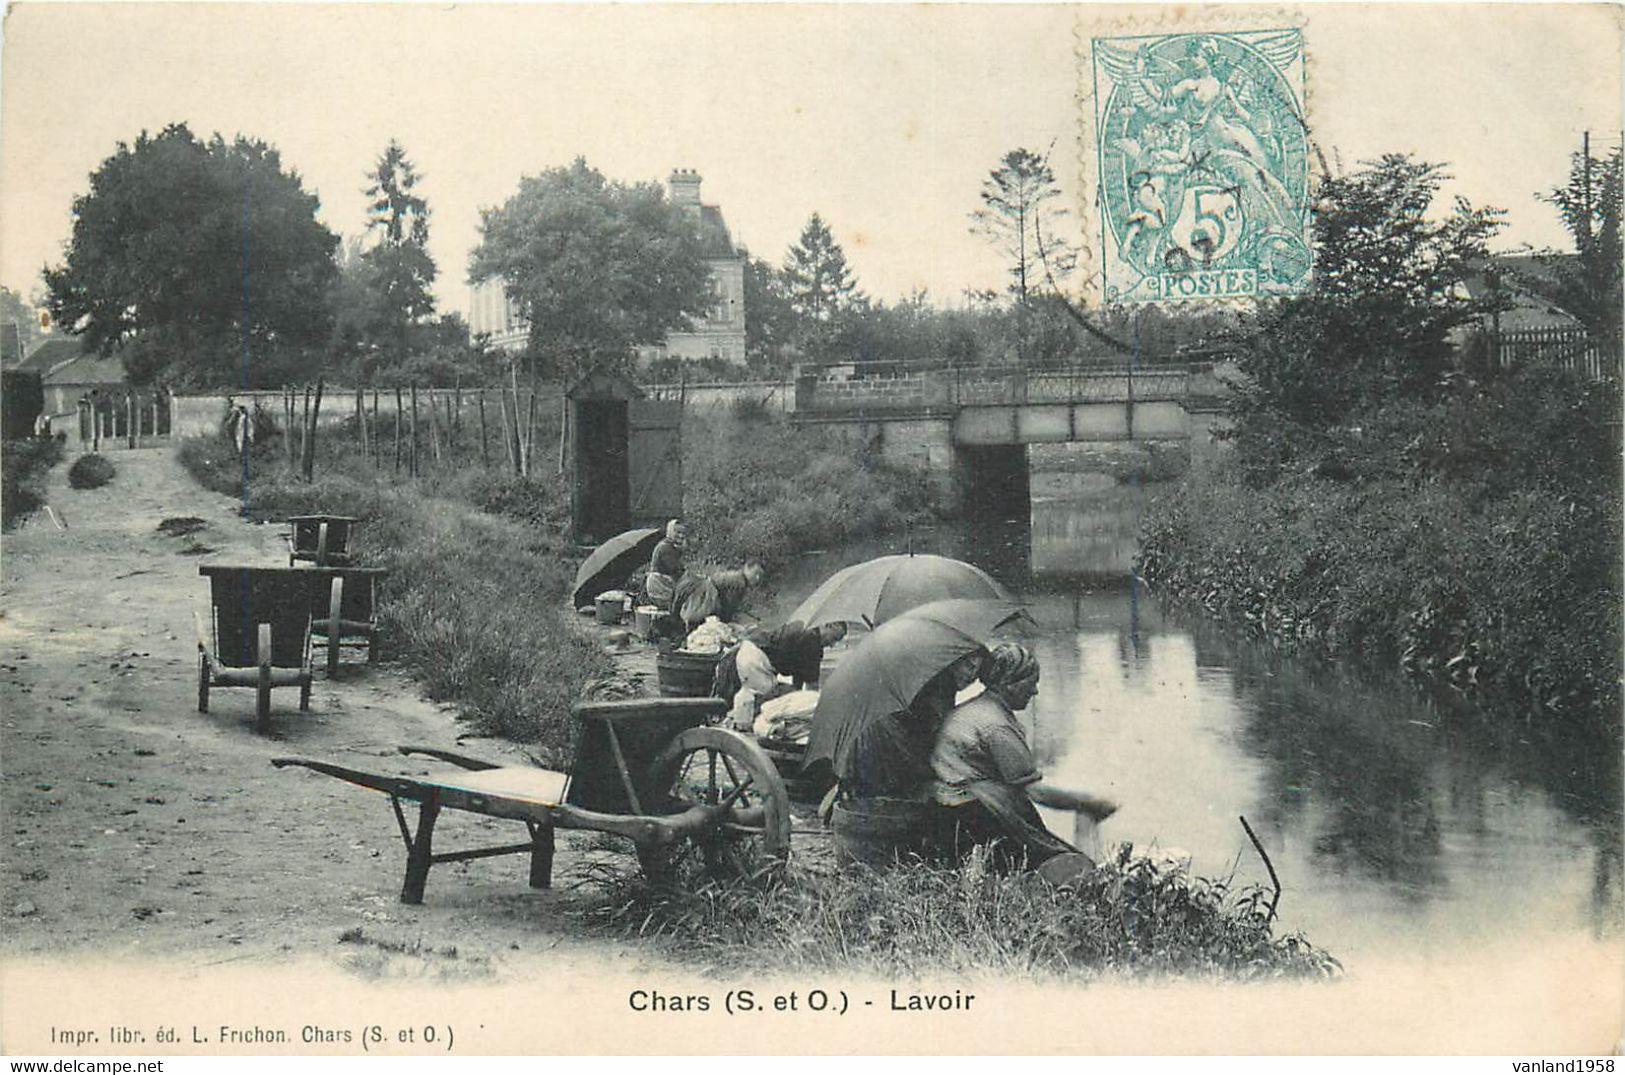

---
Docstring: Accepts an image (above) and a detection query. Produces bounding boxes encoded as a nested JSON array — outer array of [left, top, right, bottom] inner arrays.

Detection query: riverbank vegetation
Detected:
[[1138, 152, 1622, 737], [582, 845, 1340, 981], [175, 395, 946, 754], [2, 437, 63, 530]]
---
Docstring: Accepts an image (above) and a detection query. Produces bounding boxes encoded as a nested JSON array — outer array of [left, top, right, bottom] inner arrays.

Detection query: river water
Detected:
[[771, 474, 1623, 967]]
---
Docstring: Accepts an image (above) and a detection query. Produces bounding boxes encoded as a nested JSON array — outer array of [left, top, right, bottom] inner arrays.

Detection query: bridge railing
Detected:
[[797, 361, 1193, 411]]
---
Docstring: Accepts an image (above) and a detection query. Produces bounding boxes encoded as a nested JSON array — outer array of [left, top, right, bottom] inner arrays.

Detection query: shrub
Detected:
[[1138, 367, 1622, 737], [2, 437, 63, 530], [581, 844, 1340, 981], [67, 453, 116, 490], [683, 409, 942, 573]]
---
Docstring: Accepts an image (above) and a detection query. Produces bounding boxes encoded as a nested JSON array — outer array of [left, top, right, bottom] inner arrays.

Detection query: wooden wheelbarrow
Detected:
[[196, 564, 317, 732], [272, 696, 791, 903], [285, 514, 358, 567], [305, 566, 388, 673]]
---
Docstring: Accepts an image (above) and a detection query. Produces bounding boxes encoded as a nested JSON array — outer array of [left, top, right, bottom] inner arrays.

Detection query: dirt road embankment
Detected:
[[0, 448, 667, 979]]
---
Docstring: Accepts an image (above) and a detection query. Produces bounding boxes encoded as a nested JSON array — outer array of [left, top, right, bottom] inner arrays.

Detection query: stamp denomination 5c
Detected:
[[1089, 28, 1312, 304]]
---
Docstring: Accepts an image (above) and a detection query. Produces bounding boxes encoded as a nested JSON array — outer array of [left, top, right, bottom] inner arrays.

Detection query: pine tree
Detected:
[[362, 140, 437, 366], [971, 147, 1076, 363], [782, 213, 864, 360]]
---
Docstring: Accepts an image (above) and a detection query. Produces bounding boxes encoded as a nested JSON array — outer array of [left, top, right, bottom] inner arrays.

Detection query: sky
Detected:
[[0, 2, 1620, 321]]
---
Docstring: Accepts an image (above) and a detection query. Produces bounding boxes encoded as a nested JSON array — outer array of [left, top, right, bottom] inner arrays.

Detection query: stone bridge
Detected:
[[785, 362, 1230, 513]]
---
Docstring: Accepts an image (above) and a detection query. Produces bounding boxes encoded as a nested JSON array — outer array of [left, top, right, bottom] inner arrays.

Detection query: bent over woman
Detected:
[[930, 643, 1117, 872]]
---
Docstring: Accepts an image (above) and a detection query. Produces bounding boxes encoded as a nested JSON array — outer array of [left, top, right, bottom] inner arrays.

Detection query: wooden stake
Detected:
[[394, 386, 403, 475], [497, 385, 515, 473], [427, 387, 442, 464], [557, 394, 568, 475], [303, 378, 324, 481], [371, 387, 380, 469], [477, 390, 489, 465], [409, 383, 419, 478], [524, 389, 538, 478]]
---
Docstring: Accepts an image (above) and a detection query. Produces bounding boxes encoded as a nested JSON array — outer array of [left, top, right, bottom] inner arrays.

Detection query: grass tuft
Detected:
[[577, 844, 1341, 981]]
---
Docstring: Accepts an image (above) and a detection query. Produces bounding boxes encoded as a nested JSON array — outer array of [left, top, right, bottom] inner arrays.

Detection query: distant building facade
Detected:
[[468, 169, 747, 364]]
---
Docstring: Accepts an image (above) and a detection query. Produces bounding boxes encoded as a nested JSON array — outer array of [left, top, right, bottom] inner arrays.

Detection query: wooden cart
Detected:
[[196, 565, 317, 732], [272, 696, 791, 902], [285, 514, 358, 567], [306, 566, 388, 673]]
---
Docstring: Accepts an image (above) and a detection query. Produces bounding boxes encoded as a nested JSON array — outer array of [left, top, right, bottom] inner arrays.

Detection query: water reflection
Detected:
[[761, 484, 1622, 959]]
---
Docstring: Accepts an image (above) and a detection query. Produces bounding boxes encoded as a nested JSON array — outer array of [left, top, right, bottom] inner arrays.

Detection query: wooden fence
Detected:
[[1490, 326, 1620, 382], [263, 380, 564, 480], [75, 389, 172, 450]]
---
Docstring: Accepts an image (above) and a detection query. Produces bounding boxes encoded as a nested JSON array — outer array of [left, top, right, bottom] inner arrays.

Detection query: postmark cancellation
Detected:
[[1086, 26, 1312, 305]]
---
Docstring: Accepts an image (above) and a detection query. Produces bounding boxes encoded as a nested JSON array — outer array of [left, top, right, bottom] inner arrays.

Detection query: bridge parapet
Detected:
[[798, 363, 1192, 412]]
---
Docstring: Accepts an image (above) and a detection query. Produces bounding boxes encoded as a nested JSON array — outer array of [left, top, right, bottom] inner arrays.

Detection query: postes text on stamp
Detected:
[[1090, 28, 1311, 304]]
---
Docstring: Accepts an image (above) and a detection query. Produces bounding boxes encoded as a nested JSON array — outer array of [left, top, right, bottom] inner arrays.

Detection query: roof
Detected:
[[40, 352, 126, 386], [697, 205, 740, 260], [1460, 253, 1585, 331], [13, 337, 88, 373]]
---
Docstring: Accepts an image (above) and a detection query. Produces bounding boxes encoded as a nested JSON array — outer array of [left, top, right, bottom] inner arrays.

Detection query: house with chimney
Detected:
[[468, 169, 747, 364]]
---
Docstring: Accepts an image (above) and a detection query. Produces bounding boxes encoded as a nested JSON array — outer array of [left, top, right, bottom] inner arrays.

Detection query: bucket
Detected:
[[656, 648, 721, 697], [832, 797, 937, 868], [632, 605, 659, 641], [595, 590, 626, 626]]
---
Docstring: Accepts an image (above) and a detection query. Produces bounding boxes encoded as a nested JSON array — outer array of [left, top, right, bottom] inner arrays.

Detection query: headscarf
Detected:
[[980, 643, 1039, 690], [665, 519, 686, 548]]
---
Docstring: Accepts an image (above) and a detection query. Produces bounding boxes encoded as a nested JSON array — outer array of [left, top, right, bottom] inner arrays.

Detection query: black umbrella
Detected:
[[571, 527, 662, 609], [804, 598, 1030, 780]]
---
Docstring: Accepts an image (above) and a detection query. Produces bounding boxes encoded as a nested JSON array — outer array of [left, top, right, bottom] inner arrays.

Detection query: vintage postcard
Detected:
[[0, 1, 1621, 1061]]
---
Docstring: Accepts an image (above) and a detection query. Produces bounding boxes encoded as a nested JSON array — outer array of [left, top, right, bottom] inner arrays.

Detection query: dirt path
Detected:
[[0, 448, 668, 979]]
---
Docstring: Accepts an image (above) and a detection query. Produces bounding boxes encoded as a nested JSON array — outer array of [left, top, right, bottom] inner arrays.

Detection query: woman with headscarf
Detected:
[[930, 643, 1118, 872], [644, 519, 687, 611]]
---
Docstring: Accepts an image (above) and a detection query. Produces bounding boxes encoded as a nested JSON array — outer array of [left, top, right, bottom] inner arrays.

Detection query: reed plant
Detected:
[[578, 845, 1341, 981]]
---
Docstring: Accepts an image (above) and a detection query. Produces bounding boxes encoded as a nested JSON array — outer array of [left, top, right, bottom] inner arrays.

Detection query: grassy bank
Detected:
[[173, 388, 945, 751], [582, 845, 1339, 981], [1138, 366, 1622, 737], [3, 437, 64, 531], [683, 403, 941, 573], [177, 433, 610, 758]]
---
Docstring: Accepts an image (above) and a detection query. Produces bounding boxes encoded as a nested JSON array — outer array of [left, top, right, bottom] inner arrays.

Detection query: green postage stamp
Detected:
[[1090, 28, 1312, 304]]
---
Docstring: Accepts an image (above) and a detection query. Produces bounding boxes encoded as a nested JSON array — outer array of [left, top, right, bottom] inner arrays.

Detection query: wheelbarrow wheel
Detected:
[[640, 727, 790, 886]]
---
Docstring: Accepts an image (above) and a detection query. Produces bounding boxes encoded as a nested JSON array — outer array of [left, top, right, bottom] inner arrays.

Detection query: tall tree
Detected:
[[361, 140, 437, 366], [782, 213, 864, 360], [1233, 155, 1504, 434], [468, 157, 711, 380], [742, 255, 797, 373], [971, 148, 1076, 300], [1537, 137, 1623, 342], [42, 123, 338, 388], [971, 147, 1076, 363]]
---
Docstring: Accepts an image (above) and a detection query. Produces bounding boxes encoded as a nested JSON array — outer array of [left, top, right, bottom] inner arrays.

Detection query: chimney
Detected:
[[668, 169, 702, 216]]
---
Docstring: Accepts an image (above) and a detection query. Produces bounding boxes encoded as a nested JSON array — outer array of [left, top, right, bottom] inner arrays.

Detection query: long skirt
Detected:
[[935, 781, 1078, 873]]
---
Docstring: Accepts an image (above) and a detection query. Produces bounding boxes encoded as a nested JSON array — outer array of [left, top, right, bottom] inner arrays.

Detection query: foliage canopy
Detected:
[[43, 123, 338, 388], [1230, 155, 1505, 443], [468, 158, 712, 380]]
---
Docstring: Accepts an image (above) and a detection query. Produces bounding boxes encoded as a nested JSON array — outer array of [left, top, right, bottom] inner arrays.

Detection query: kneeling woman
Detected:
[[930, 643, 1117, 872]]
